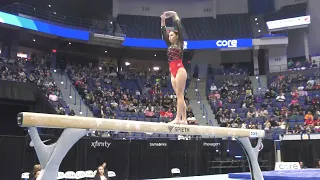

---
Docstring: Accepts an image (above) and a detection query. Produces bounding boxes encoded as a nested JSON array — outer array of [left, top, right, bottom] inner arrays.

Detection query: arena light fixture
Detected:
[[53, 70, 56, 72], [33, 39, 36, 42], [104, 50, 107, 53], [153, 67, 160, 71], [99, 67, 102, 70], [258, 30, 261, 33], [61, 81, 63, 84], [48, 5, 51, 8], [255, 18, 258, 21], [69, 95, 72, 98], [79, 112, 83, 115], [125, 62, 130, 66]]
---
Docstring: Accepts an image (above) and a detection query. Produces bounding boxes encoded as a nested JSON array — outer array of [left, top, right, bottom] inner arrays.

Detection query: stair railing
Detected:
[[69, 84, 77, 105]]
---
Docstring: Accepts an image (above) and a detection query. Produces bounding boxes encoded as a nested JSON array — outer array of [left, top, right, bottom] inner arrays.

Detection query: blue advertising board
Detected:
[[122, 38, 253, 50], [0, 11, 253, 49], [0, 11, 89, 41]]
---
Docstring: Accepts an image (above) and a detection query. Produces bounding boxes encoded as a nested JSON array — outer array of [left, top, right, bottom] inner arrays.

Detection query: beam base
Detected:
[[28, 127, 90, 180], [237, 137, 264, 180]]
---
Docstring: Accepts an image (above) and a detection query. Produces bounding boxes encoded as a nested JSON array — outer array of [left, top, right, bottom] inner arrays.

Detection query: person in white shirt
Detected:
[[135, 90, 141, 96], [276, 93, 286, 102], [210, 83, 217, 91], [48, 93, 58, 102]]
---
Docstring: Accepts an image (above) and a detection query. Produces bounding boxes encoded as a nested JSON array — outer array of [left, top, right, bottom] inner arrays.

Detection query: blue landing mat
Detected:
[[228, 169, 320, 180]]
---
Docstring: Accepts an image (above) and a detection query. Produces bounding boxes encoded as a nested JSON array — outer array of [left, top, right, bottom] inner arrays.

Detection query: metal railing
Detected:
[[55, 69, 89, 116], [195, 79, 211, 125], [269, 64, 288, 73]]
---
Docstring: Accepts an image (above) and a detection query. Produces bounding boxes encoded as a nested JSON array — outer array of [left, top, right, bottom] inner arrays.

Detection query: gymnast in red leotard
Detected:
[[161, 11, 188, 124]]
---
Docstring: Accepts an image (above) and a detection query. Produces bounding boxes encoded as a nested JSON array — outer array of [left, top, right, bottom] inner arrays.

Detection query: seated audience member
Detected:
[[248, 121, 256, 129], [279, 118, 287, 129], [48, 92, 58, 102], [289, 97, 299, 109], [276, 93, 285, 102], [305, 111, 314, 121], [94, 166, 108, 180], [287, 59, 294, 69], [241, 121, 247, 129], [261, 99, 271, 108], [264, 90, 273, 98], [297, 84, 307, 96], [312, 95, 320, 105], [316, 160, 320, 168], [264, 119, 271, 130], [165, 109, 173, 119], [312, 60, 318, 68], [305, 96, 313, 105], [29, 164, 41, 180], [314, 122, 320, 133], [269, 118, 279, 127], [260, 108, 268, 117], [297, 73, 305, 81], [299, 162, 307, 169], [210, 83, 217, 91]]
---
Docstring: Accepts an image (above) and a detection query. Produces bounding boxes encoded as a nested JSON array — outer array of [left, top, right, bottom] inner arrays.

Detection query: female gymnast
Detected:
[[161, 11, 188, 124]]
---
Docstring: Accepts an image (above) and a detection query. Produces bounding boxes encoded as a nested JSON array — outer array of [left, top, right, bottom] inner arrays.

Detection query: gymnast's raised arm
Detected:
[[171, 13, 184, 48], [161, 14, 170, 47]]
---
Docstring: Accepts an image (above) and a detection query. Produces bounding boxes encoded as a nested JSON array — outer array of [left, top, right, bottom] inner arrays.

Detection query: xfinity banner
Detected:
[[122, 38, 253, 49], [147, 139, 169, 151], [201, 138, 222, 151], [89, 137, 112, 149]]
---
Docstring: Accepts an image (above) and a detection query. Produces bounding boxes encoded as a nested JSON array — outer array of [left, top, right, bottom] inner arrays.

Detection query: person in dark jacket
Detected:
[[93, 166, 108, 180], [101, 161, 110, 179]]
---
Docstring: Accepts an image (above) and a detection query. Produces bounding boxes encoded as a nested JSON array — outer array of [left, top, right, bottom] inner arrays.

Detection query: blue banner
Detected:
[[0, 11, 89, 41], [122, 38, 253, 50], [0, 11, 253, 50]]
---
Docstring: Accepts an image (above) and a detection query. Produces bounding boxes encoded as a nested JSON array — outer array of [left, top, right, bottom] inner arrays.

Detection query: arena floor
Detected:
[[149, 174, 242, 180], [150, 169, 320, 180], [228, 169, 320, 180]]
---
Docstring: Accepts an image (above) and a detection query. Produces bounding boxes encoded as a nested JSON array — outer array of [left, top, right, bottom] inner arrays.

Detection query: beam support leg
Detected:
[[236, 137, 264, 180], [29, 127, 90, 180]]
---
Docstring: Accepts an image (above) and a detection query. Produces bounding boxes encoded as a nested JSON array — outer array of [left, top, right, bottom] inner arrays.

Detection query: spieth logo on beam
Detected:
[[168, 125, 190, 133]]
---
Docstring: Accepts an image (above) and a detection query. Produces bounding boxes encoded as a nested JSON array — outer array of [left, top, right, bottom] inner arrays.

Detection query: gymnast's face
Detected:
[[169, 31, 178, 44]]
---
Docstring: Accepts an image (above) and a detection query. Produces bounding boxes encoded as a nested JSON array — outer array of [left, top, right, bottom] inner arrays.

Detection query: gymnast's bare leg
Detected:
[[170, 68, 188, 124]]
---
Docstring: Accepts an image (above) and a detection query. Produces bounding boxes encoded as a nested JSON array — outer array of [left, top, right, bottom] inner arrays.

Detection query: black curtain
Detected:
[[2, 136, 275, 179], [0, 136, 26, 180], [281, 140, 316, 168]]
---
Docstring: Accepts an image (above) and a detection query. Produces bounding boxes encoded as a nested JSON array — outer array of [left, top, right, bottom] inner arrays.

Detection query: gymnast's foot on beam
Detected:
[[168, 119, 188, 124]]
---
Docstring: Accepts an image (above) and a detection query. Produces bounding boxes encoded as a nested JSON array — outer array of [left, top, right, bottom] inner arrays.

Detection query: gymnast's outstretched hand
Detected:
[[163, 11, 177, 18]]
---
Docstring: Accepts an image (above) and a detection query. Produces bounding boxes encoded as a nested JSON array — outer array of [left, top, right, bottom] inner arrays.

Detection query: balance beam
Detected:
[[17, 112, 265, 138], [17, 112, 265, 180]]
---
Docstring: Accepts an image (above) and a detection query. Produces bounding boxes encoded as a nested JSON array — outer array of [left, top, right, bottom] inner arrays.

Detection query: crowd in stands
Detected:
[[208, 68, 320, 135], [0, 55, 74, 115], [67, 63, 197, 124], [287, 58, 318, 70]]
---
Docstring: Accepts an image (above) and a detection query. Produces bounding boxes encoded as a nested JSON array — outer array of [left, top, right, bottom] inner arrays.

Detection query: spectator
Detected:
[[94, 166, 108, 180], [276, 93, 285, 102]]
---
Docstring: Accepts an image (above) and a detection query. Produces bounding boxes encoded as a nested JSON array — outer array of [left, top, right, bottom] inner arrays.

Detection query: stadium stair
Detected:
[[250, 15, 269, 38], [187, 78, 217, 126], [251, 75, 268, 95], [51, 70, 93, 117]]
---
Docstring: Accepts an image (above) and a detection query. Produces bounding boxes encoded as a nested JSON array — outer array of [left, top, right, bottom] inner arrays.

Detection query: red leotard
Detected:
[[161, 20, 184, 77]]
